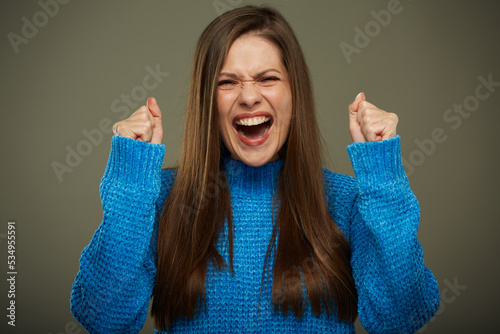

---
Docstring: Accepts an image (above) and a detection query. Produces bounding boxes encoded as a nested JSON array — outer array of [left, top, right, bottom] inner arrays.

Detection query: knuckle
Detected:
[[141, 124, 151, 134], [133, 106, 149, 118], [140, 108, 150, 117]]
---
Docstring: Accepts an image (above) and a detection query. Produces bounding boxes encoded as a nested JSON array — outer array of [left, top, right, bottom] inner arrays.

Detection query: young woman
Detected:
[[71, 5, 440, 333]]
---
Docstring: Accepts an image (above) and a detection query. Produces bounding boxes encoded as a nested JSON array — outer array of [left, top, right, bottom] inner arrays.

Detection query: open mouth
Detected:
[[233, 112, 274, 146], [235, 116, 273, 139]]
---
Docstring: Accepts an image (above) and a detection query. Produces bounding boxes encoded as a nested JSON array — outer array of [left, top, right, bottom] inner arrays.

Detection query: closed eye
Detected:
[[259, 76, 280, 82], [257, 76, 281, 87], [218, 80, 237, 86]]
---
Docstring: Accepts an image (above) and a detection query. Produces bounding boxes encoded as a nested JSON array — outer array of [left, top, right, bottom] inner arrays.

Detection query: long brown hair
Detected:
[[151, 5, 357, 329]]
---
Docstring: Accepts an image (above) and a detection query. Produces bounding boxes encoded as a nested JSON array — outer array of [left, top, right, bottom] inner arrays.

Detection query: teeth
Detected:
[[235, 116, 271, 126]]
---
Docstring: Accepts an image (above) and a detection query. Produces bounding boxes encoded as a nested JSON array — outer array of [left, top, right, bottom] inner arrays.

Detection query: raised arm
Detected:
[[347, 136, 440, 333], [70, 98, 169, 333], [346, 93, 440, 333]]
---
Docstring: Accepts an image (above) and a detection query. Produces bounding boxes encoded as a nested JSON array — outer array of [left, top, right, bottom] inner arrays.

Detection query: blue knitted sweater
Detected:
[[70, 135, 440, 333]]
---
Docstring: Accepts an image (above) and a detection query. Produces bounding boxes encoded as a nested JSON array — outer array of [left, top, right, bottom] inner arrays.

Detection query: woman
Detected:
[[71, 5, 440, 333]]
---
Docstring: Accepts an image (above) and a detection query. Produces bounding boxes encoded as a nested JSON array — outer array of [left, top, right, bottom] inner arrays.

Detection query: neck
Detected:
[[223, 155, 284, 196]]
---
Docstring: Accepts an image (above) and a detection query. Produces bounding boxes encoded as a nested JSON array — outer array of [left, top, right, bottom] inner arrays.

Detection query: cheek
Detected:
[[217, 92, 236, 119], [281, 112, 292, 139], [217, 95, 228, 125], [217, 97, 232, 147], [216, 94, 223, 116], [278, 93, 293, 132]]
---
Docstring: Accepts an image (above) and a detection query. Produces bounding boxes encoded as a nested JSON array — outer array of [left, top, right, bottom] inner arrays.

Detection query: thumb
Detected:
[[348, 92, 365, 118], [147, 97, 162, 119], [147, 97, 163, 145], [348, 92, 366, 143]]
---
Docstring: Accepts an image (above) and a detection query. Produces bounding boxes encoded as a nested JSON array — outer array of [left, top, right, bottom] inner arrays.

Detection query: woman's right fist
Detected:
[[112, 97, 163, 144]]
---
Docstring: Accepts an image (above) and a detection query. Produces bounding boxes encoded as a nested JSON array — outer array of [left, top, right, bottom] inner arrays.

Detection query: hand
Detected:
[[112, 97, 163, 144], [348, 92, 398, 143]]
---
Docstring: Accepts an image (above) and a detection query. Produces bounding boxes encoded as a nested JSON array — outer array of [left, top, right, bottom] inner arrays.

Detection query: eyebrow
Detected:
[[218, 69, 282, 79]]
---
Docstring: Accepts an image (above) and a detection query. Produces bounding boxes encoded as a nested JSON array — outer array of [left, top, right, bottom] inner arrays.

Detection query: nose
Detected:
[[238, 81, 261, 109]]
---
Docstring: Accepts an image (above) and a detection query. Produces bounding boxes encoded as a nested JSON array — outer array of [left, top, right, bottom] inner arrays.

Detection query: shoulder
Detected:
[[321, 168, 358, 238], [321, 168, 358, 212]]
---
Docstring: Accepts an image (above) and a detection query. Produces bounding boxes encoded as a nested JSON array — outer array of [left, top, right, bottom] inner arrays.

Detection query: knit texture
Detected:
[[70, 135, 440, 333]]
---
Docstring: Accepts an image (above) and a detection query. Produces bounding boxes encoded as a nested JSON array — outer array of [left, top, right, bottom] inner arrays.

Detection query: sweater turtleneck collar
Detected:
[[222, 154, 284, 196]]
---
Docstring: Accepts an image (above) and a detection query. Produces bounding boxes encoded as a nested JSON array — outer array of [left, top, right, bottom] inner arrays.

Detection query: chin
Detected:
[[231, 148, 279, 167]]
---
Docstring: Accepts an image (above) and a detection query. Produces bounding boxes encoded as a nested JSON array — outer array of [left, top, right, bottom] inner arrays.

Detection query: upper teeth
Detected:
[[235, 116, 271, 126]]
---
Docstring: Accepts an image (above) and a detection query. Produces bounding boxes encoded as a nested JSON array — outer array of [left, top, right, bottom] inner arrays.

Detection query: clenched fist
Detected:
[[112, 97, 163, 144], [348, 92, 398, 143]]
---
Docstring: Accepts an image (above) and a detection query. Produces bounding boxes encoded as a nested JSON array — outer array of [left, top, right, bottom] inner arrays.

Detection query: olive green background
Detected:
[[1, 0, 499, 333]]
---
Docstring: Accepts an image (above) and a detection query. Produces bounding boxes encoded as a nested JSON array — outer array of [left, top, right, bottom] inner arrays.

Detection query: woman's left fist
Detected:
[[348, 92, 398, 143]]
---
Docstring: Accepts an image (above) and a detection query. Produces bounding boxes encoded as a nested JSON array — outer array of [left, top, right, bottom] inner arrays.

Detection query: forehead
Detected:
[[220, 34, 285, 76]]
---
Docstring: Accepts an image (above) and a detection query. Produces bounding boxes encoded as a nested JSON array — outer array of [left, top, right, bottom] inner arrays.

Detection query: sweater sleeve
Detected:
[[346, 135, 440, 334], [70, 135, 167, 334]]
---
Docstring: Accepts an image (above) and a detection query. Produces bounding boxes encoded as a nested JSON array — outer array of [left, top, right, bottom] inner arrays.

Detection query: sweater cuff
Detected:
[[346, 135, 408, 188], [102, 135, 165, 188]]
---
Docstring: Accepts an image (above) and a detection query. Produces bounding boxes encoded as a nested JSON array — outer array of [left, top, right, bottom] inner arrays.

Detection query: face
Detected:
[[217, 34, 292, 167]]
